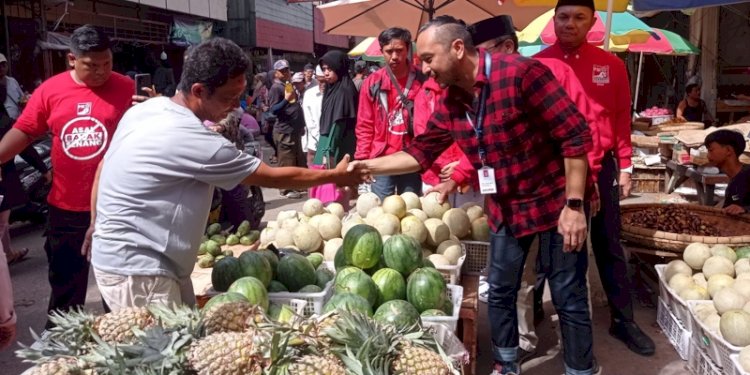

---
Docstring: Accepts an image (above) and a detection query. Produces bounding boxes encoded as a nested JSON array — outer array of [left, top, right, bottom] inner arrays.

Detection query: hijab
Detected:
[[319, 51, 358, 135]]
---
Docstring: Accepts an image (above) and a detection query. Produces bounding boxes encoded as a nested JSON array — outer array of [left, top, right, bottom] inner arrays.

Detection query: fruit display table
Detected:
[[459, 275, 479, 375]]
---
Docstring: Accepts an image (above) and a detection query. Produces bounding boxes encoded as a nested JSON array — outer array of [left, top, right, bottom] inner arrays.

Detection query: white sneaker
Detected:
[[479, 280, 489, 303], [30, 330, 52, 351]]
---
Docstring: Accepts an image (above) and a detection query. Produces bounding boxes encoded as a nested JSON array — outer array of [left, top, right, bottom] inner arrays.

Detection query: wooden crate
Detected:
[[632, 166, 666, 194]]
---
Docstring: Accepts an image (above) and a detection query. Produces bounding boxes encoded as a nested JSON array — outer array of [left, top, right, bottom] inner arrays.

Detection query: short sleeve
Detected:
[[195, 141, 262, 190], [14, 85, 49, 138]]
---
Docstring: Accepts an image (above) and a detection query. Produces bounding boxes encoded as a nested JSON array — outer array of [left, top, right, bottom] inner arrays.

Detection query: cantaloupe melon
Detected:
[[678, 285, 709, 301], [465, 205, 485, 222], [471, 217, 490, 242], [665, 260, 693, 282], [437, 240, 463, 265], [267, 221, 279, 230], [302, 199, 325, 217], [703, 256, 735, 279], [712, 244, 738, 263], [739, 273, 750, 282], [406, 209, 429, 222], [424, 218, 450, 247], [293, 223, 323, 253], [281, 218, 300, 231], [277, 210, 298, 222], [382, 195, 408, 219], [317, 213, 343, 241], [739, 346, 750, 372], [325, 202, 346, 219], [298, 213, 310, 223], [400, 192, 421, 210], [442, 208, 471, 239], [713, 287, 748, 315], [428, 253, 451, 267], [374, 213, 401, 236], [324, 238, 344, 261], [733, 279, 750, 300], [260, 227, 277, 246], [356, 192, 381, 218], [744, 301, 750, 314], [668, 273, 695, 293], [704, 313, 721, 334], [401, 216, 428, 244], [683, 243, 712, 270], [708, 274, 735, 298], [365, 207, 385, 225], [694, 303, 718, 322], [308, 215, 323, 230], [422, 192, 451, 219], [275, 229, 295, 248], [736, 258, 750, 275], [693, 273, 708, 288], [720, 310, 750, 346]]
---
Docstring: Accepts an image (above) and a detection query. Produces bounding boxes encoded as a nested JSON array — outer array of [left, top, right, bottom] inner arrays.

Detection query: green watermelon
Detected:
[[364, 256, 387, 276], [205, 240, 222, 257], [228, 276, 269, 310], [335, 271, 379, 308], [441, 295, 454, 316], [373, 300, 421, 329], [267, 303, 296, 323], [315, 268, 335, 289], [206, 223, 222, 236], [307, 253, 324, 269], [737, 246, 750, 260], [335, 267, 364, 287], [334, 246, 349, 271], [257, 250, 279, 280], [371, 268, 406, 305], [343, 224, 383, 269], [211, 257, 244, 292], [383, 235, 423, 276], [238, 251, 272, 287], [422, 259, 436, 268], [421, 309, 448, 317], [298, 285, 323, 293], [323, 293, 373, 316], [268, 280, 289, 293], [277, 253, 317, 292], [202, 292, 248, 311], [406, 268, 447, 313]]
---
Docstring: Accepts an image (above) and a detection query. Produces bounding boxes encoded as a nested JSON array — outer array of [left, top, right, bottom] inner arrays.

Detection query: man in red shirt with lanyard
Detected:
[[0, 25, 134, 333], [535, 0, 655, 356], [356, 27, 424, 200], [351, 17, 596, 375]]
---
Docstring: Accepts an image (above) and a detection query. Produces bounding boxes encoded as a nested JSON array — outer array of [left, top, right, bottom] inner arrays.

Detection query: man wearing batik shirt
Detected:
[[350, 17, 595, 375], [535, 0, 655, 356]]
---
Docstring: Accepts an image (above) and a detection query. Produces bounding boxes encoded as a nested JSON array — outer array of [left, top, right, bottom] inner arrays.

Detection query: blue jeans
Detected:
[[371, 172, 422, 200], [488, 226, 593, 374]]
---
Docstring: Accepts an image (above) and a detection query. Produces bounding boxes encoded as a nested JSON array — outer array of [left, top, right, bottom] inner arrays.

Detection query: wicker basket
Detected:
[[621, 204, 750, 252], [643, 122, 704, 136]]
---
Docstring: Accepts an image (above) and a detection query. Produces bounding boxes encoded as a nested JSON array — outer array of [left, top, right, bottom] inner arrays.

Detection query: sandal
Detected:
[[7, 248, 29, 265]]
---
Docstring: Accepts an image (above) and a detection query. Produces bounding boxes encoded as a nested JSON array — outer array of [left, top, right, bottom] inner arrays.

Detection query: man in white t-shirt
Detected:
[[302, 65, 326, 166], [86, 38, 364, 310]]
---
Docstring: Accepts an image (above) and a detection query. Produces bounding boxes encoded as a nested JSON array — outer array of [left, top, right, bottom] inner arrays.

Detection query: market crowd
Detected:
[[2, 0, 750, 374]]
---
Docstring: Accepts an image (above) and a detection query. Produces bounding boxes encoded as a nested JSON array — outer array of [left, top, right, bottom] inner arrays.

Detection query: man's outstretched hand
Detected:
[[334, 155, 370, 187], [347, 159, 374, 184]]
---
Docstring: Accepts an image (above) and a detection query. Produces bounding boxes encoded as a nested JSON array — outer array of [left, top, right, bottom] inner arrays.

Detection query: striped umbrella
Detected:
[[519, 28, 699, 56], [508, 0, 629, 12], [518, 9, 654, 47]]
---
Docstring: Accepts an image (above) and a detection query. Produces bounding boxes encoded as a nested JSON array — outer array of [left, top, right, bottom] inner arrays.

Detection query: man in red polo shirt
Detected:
[[356, 27, 424, 200], [351, 16, 596, 375], [0, 25, 133, 334], [535, 0, 655, 356]]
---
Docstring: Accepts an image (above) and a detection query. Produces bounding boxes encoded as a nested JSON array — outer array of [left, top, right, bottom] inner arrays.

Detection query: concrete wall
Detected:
[[255, 0, 313, 31], [125, 0, 228, 21]]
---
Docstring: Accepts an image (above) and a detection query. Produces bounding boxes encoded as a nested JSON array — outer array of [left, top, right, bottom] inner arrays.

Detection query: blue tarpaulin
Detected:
[[633, 0, 750, 11]]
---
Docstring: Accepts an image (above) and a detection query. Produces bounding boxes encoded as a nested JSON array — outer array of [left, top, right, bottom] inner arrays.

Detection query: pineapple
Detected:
[[27, 357, 88, 375], [202, 301, 264, 334], [392, 342, 451, 375], [188, 331, 269, 375], [92, 307, 155, 344], [288, 354, 346, 375]]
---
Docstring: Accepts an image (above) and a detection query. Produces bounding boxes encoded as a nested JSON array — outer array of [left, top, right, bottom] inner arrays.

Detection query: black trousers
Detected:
[[44, 205, 91, 329]]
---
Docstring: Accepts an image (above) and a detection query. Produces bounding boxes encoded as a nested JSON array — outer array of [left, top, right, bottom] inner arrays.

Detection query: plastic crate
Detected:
[[461, 241, 490, 276], [655, 264, 691, 324], [422, 284, 463, 332], [268, 263, 335, 317], [732, 354, 750, 375], [688, 342, 723, 375], [436, 251, 466, 285], [688, 300, 743, 371], [657, 297, 691, 360]]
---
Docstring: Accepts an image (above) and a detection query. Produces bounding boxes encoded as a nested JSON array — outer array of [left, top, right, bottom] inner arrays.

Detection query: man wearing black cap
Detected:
[[536, 0, 655, 356], [466, 14, 608, 365]]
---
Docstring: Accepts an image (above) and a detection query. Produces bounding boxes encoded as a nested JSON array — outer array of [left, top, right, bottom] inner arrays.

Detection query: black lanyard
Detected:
[[466, 52, 492, 165]]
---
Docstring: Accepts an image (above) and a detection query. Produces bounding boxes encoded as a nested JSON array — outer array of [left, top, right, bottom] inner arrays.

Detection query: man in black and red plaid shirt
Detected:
[[350, 17, 596, 375]]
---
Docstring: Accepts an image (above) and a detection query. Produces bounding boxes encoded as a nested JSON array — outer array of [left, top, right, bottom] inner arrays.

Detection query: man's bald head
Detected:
[[418, 15, 476, 54]]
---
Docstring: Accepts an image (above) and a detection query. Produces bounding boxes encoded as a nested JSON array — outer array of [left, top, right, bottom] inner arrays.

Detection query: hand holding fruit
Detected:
[[425, 179, 459, 205]]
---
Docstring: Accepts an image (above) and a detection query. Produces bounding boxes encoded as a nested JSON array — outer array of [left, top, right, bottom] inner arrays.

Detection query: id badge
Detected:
[[477, 167, 497, 195]]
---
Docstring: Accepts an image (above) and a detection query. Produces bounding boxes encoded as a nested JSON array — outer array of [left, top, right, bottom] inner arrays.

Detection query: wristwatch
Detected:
[[565, 198, 584, 210]]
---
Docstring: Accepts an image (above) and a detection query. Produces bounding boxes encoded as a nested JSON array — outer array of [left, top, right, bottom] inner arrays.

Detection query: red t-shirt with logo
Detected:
[[14, 71, 134, 212]]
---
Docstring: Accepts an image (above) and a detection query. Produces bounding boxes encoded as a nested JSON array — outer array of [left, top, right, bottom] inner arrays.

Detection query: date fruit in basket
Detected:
[[622, 206, 722, 237]]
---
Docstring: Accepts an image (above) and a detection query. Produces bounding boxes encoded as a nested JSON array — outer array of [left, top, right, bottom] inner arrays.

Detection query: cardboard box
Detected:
[[672, 144, 692, 165]]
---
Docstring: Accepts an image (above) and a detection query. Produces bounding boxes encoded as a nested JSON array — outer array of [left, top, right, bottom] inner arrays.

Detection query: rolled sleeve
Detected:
[[522, 61, 592, 158]]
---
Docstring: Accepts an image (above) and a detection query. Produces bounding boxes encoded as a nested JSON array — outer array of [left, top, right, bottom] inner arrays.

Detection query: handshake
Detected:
[[329, 155, 374, 187]]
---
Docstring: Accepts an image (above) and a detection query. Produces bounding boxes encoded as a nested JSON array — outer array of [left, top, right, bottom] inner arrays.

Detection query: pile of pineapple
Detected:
[[17, 299, 458, 375]]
